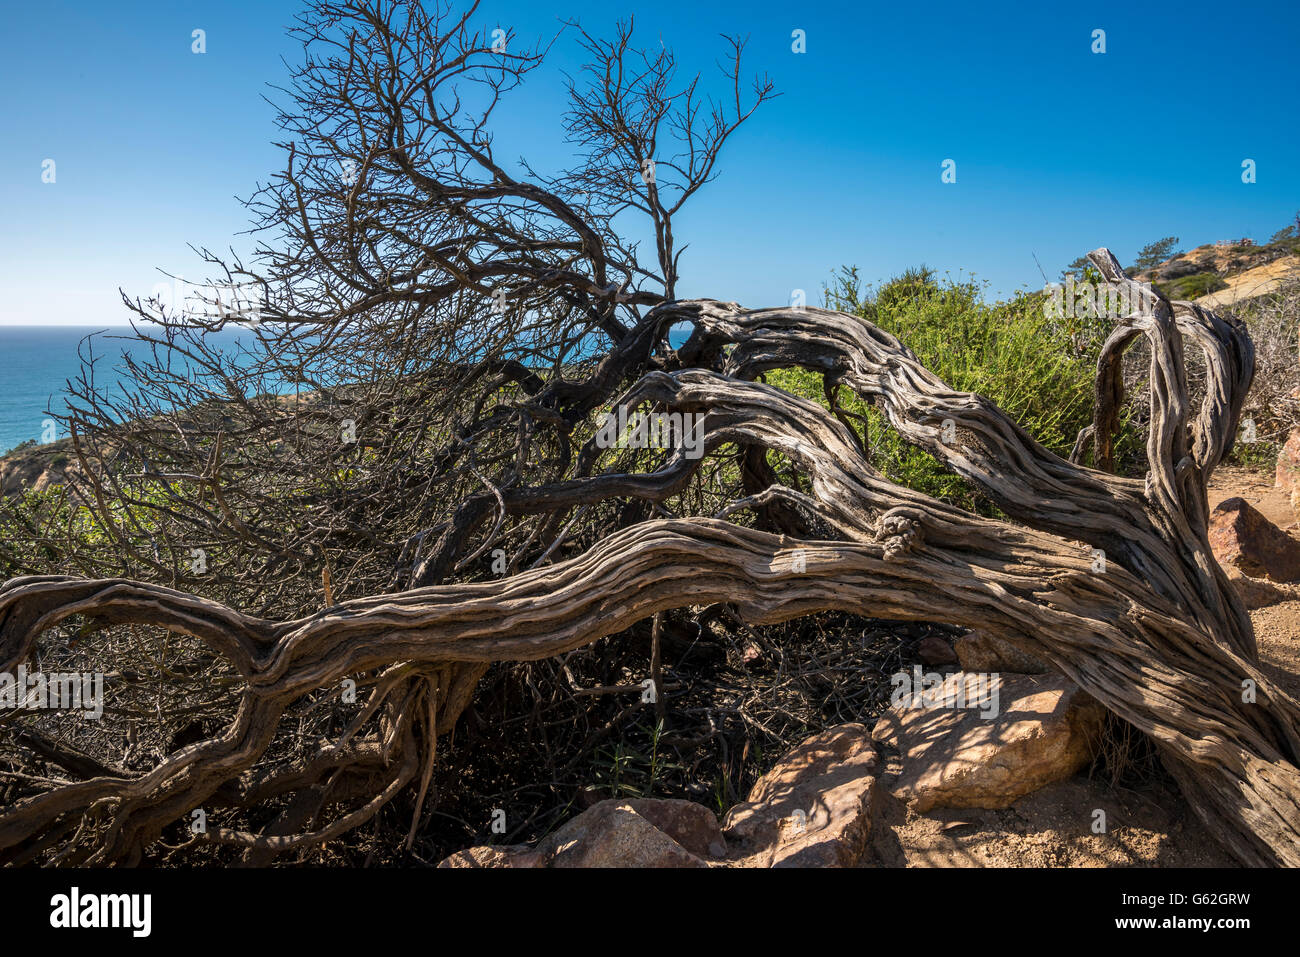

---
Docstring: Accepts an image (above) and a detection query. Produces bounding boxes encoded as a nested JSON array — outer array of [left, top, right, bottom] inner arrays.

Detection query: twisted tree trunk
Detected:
[[3, 250, 1297, 866]]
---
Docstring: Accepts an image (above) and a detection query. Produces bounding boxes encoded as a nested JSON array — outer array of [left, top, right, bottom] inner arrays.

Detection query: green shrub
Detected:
[[1159, 272, 1227, 300], [766, 269, 1137, 511], [875, 265, 941, 313]]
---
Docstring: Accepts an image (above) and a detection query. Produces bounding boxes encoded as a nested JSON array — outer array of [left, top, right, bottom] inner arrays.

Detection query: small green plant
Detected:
[[590, 719, 680, 799], [1230, 438, 1278, 471]]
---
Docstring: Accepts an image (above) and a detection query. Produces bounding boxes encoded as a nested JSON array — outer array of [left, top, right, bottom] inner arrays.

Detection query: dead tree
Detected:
[[2, 0, 1298, 866]]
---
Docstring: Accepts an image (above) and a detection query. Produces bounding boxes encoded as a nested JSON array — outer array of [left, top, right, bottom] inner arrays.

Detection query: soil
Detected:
[[871, 775, 1236, 867]]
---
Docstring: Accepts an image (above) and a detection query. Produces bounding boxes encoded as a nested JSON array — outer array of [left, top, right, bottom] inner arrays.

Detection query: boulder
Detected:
[[872, 672, 1104, 813], [1209, 496, 1300, 582], [952, 629, 1048, 674], [437, 798, 721, 868], [615, 798, 728, 859], [542, 800, 711, 868], [722, 723, 880, 867]]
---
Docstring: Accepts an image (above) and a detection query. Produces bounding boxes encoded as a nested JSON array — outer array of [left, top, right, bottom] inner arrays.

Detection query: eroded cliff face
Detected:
[[0, 439, 78, 498], [1136, 239, 1300, 309]]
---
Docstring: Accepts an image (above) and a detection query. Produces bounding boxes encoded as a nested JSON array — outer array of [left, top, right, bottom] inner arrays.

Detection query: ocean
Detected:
[[0, 326, 250, 455], [0, 323, 696, 456]]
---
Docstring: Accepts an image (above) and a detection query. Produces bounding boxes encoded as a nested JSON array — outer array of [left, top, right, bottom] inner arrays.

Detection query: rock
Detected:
[[1224, 564, 1289, 610], [619, 798, 728, 859], [1277, 428, 1300, 514], [435, 798, 721, 868], [541, 800, 711, 868], [722, 723, 880, 867], [1209, 496, 1300, 583], [872, 672, 1104, 813], [953, 630, 1047, 674], [436, 844, 545, 868], [916, 635, 957, 666]]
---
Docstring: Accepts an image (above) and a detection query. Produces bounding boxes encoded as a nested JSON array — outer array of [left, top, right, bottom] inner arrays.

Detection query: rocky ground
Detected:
[[439, 440, 1300, 869], [440, 674, 1238, 868]]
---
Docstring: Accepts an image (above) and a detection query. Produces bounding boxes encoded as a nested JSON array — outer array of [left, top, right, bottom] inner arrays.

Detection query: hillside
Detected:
[[1134, 230, 1300, 308]]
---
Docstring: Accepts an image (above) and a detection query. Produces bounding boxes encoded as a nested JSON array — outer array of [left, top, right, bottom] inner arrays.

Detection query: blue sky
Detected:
[[1, 0, 1297, 325]]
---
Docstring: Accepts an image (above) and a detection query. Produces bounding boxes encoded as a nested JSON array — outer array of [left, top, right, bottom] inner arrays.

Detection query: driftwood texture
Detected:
[[3, 249, 1298, 867]]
